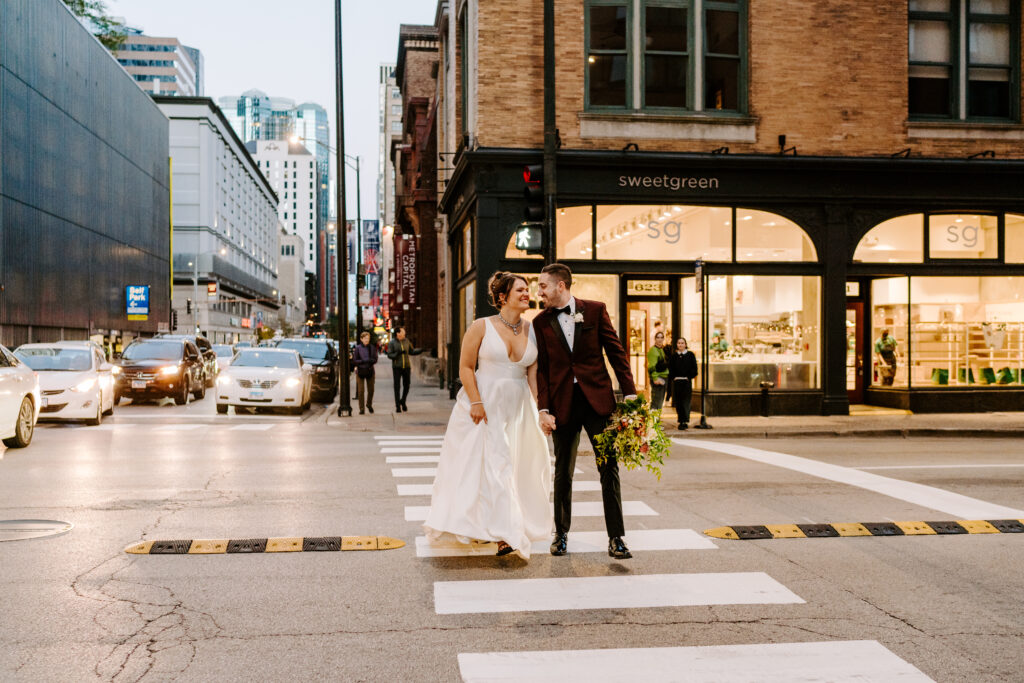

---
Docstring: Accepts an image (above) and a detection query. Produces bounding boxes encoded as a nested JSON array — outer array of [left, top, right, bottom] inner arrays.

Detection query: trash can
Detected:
[[759, 381, 775, 417]]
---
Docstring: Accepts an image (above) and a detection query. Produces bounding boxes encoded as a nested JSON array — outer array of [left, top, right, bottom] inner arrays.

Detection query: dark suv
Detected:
[[275, 338, 338, 402], [155, 334, 218, 387], [114, 339, 207, 405]]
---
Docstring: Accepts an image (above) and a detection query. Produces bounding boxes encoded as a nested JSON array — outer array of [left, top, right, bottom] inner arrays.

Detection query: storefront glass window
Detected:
[[908, 276, 1024, 387], [927, 214, 998, 259], [735, 209, 816, 261], [853, 215, 924, 263], [1004, 214, 1024, 262], [870, 278, 910, 387], [704, 275, 820, 390], [457, 281, 476, 343], [595, 204, 732, 261], [556, 205, 594, 259]]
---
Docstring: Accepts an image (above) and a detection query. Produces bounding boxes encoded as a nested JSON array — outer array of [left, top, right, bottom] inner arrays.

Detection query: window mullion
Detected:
[[694, 0, 704, 111], [633, 0, 642, 110], [959, 0, 967, 119]]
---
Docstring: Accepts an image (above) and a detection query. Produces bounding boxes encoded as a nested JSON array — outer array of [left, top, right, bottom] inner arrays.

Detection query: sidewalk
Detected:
[[324, 363, 1024, 437]]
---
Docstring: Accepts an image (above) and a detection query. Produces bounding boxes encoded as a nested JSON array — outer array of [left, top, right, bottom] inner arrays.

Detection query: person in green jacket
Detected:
[[386, 326, 422, 412], [646, 331, 669, 409]]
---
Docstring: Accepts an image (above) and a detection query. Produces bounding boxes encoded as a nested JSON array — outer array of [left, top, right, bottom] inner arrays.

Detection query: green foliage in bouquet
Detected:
[[593, 395, 671, 479]]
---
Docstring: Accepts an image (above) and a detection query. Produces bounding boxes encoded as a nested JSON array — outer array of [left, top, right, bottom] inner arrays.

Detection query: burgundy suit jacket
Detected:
[[534, 298, 637, 426]]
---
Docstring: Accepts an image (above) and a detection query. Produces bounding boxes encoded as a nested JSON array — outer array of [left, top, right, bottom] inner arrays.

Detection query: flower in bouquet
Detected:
[[593, 395, 671, 479]]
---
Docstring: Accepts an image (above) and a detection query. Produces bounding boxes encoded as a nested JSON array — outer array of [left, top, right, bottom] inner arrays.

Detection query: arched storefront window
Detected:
[[735, 209, 817, 262], [853, 215, 924, 263]]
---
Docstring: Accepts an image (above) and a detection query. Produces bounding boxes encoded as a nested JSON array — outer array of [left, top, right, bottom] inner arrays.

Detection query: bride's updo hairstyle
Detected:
[[487, 271, 525, 310]]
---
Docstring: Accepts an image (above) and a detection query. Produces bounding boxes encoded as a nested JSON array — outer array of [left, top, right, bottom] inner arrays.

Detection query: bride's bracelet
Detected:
[[470, 401, 484, 406]]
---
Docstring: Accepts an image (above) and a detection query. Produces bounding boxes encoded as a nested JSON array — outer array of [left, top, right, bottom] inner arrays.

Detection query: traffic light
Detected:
[[522, 164, 544, 221], [186, 298, 192, 314]]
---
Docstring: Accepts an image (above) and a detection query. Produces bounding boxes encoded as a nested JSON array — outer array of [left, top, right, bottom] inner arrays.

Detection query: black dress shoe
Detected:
[[496, 542, 515, 556], [608, 536, 632, 559], [401, 402, 408, 412], [550, 533, 568, 556], [368, 406, 374, 414]]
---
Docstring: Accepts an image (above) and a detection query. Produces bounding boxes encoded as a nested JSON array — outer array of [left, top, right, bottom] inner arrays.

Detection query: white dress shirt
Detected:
[[529, 297, 577, 350]]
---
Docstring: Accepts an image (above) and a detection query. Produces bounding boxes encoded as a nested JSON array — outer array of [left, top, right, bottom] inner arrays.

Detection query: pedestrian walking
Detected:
[[352, 331, 378, 415], [386, 326, 422, 412], [668, 337, 698, 429], [646, 331, 669, 410]]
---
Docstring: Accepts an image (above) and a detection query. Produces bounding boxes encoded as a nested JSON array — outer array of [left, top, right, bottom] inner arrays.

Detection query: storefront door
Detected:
[[624, 278, 677, 395], [846, 302, 865, 404]]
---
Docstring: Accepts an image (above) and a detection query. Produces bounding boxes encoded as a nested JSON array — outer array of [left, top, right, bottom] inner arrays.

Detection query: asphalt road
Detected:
[[1, 408, 1023, 681]]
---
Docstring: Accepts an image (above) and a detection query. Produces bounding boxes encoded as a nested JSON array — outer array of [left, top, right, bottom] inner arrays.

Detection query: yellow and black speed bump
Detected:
[[705, 519, 1024, 540], [124, 535, 405, 555]]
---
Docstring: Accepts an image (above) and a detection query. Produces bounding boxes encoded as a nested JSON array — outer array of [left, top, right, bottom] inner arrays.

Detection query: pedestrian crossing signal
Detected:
[[515, 222, 545, 255]]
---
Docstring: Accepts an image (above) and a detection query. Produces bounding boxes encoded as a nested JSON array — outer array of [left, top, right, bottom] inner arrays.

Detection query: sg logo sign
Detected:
[[942, 223, 980, 249]]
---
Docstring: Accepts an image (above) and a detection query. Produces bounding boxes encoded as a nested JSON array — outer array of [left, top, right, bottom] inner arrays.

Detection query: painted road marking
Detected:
[[386, 455, 440, 464], [457, 640, 933, 682], [381, 447, 443, 454], [229, 424, 275, 431], [399, 480, 601, 496], [705, 519, 1024, 539], [416, 529, 717, 557], [433, 572, 803, 615], [153, 424, 203, 431], [859, 463, 1024, 470], [675, 438, 1024, 519], [124, 535, 405, 554], [375, 435, 442, 440], [404, 500, 658, 522], [393, 468, 438, 478]]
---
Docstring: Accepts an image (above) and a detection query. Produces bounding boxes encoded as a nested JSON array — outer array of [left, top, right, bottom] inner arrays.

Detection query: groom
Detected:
[[532, 263, 637, 560]]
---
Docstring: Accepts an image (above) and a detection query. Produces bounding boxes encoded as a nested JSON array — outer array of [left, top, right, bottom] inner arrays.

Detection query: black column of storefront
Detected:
[[475, 195, 502, 318], [822, 205, 850, 415]]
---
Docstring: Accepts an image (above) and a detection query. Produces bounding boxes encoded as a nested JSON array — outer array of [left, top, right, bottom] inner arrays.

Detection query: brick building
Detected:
[[393, 25, 442, 366], [431, 0, 1024, 415]]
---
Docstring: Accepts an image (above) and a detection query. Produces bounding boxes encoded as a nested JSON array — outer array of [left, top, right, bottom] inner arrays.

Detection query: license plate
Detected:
[[41, 397, 48, 408], [249, 390, 264, 399], [132, 380, 147, 389]]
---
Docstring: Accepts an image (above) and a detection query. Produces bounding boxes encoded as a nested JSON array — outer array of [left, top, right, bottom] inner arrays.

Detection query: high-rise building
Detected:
[[378, 64, 401, 229], [246, 141, 318, 275], [115, 29, 202, 96], [219, 90, 296, 144]]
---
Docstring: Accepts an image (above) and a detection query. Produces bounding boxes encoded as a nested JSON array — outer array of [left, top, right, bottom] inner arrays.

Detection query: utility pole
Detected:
[[354, 155, 363, 335], [543, 0, 557, 264], [334, 0, 352, 417]]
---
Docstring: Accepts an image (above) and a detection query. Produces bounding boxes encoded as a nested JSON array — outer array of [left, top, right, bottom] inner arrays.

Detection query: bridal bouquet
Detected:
[[593, 395, 671, 480]]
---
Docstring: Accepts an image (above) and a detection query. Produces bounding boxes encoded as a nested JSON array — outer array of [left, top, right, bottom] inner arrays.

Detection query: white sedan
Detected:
[[0, 344, 41, 447], [15, 343, 115, 426], [216, 349, 311, 415]]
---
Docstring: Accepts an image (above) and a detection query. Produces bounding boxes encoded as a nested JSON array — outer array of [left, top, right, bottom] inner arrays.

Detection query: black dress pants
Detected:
[[393, 367, 411, 407], [673, 377, 692, 425], [551, 384, 625, 538]]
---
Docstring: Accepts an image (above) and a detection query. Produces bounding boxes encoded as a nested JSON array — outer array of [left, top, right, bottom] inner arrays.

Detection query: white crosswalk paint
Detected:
[[381, 447, 443, 454], [393, 468, 437, 478], [386, 455, 440, 464], [229, 424, 275, 431], [376, 440, 444, 446], [403, 500, 658, 522], [434, 572, 803, 614], [374, 435, 442, 440], [399, 480, 601, 496], [415, 529, 716, 557], [675, 438, 1024, 519], [457, 640, 933, 682], [152, 424, 203, 431]]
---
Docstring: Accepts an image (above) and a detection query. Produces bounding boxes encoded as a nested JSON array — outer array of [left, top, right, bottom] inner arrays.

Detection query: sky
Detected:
[[105, 0, 437, 223]]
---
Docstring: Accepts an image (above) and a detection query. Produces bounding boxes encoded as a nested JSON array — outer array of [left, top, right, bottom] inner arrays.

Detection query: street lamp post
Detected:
[[334, 0, 352, 417]]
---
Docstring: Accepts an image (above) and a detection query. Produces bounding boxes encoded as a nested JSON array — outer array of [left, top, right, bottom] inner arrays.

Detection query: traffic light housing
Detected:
[[523, 164, 544, 221], [186, 298, 192, 314], [171, 309, 178, 329]]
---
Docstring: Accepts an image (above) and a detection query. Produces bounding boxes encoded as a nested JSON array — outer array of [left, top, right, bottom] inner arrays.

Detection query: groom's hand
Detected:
[[539, 412, 556, 435]]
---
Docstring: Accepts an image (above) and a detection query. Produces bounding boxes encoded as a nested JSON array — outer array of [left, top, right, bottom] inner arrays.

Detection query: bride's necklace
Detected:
[[497, 312, 522, 335]]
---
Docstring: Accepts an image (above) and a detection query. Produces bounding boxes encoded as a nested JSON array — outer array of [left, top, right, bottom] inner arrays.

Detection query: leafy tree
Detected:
[[62, 0, 127, 52]]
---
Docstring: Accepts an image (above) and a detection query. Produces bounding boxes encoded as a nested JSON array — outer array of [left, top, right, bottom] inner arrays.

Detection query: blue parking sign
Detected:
[[126, 285, 150, 320]]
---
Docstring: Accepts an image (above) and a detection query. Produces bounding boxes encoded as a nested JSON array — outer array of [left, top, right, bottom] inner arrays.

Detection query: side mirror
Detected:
[[302, 363, 313, 373]]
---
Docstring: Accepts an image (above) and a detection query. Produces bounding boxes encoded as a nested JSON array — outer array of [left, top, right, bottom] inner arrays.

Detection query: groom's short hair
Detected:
[[541, 263, 572, 289]]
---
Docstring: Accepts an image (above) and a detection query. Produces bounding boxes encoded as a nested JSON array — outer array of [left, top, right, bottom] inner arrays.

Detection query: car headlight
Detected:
[[159, 364, 180, 376], [216, 374, 230, 386], [71, 378, 97, 393], [111, 366, 121, 375], [285, 376, 302, 388], [316, 365, 331, 373]]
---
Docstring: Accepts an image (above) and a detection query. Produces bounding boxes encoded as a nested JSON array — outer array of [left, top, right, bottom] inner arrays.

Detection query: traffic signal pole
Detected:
[[543, 0, 556, 265], [335, 0, 352, 417]]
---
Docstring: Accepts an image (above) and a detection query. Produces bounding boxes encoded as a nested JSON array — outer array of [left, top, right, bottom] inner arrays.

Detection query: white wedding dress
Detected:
[[423, 318, 553, 559]]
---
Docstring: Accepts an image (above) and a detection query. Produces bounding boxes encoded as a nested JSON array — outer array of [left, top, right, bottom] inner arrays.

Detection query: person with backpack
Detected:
[[352, 331, 378, 414]]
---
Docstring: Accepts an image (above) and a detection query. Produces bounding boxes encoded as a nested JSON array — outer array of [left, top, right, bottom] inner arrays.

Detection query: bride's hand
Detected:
[[470, 403, 488, 424]]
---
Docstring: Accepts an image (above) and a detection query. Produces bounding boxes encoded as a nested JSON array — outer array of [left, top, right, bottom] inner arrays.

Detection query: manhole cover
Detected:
[[0, 520, 73, 542]]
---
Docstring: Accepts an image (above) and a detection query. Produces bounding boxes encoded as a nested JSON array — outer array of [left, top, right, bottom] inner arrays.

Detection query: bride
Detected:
[[423, 272, 552, 558]]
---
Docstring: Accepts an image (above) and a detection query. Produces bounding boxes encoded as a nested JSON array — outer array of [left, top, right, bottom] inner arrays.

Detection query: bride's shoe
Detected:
[[495, 541, 515, 556]]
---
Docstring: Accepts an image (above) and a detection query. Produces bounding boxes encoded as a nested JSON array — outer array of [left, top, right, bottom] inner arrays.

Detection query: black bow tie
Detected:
[[556, 306, 572, 316]]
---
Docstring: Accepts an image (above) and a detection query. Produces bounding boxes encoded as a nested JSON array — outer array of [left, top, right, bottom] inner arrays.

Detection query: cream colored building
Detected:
[[116, 34, 201, 97]]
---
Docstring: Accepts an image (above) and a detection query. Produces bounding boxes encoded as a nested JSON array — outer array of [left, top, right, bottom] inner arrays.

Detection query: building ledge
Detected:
[[578, 112, 758, 142], [906, 120, 1024, 140]]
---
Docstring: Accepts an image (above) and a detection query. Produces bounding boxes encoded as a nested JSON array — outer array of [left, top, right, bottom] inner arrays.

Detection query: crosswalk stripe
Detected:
[[415, 529, 717, 557], [229, 424, 275, 431], [374, 435, 442, 440], [386, 455, 440, 464], [153, 424, 203, 431], [376, 440, 444, 446], [457, 640, 933, 682], [393, 468, 437, 478], [434, 572, 804, 614], [398, 480, 601, 496], [403, 500, 658, 522], [381, 447, 443, 453]]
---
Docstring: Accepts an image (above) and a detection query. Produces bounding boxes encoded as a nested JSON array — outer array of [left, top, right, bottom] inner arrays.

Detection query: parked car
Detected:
[[14, 343, 115, 425], [0, 344, 40, 448], [211, 344, 235, 369], [154, 334, 218, 387], [113, 339, 206, 405], [275, 338, 338, 402], [215, 349, 311, 415], [233, 341, 253, 351]]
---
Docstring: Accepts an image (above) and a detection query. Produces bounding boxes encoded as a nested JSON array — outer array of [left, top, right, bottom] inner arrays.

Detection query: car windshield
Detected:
[[212, 345, 233, 357], [231, 351, 299, 369], [276, 340, 328, 361], [121, 341, 182, 361], [15, 348, 91, 371]]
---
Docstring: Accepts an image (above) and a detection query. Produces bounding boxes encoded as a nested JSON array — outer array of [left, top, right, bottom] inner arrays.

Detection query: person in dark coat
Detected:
[[386, 326, 422, 412], [352, 331, 379, 414], [667, 337, 698, 429]]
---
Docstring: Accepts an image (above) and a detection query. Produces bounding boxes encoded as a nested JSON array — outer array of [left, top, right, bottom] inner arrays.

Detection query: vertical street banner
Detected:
[[346, 220, 357, 275], [363, 220, 381, 307], [395, 234, 418, 311]]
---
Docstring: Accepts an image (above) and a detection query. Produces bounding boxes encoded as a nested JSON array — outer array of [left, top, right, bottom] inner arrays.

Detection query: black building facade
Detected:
[[442, 149, 1024, 415], [0, 0, 170, 349]]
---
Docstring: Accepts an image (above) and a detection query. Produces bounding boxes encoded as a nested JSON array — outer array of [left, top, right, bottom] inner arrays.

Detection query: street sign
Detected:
[[126, 285, 149, 321], [207, 282, 218, 299], [695, 259, 704, 293]]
